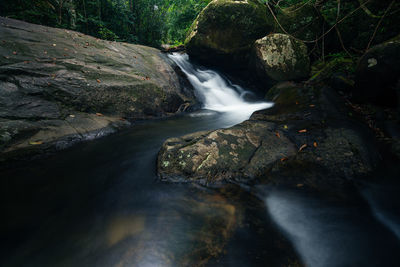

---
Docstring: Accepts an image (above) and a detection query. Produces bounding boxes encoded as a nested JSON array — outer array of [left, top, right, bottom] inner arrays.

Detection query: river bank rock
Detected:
[[158, 80, 381, 195], [0, 17, 195, 162], [185, 0, 272, 68], [253, 34, 310, 82]]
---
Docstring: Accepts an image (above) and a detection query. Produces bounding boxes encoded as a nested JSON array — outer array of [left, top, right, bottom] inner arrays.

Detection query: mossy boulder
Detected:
[[157, 121, 297, 184], [157, 80, 382, 196], [354, 35, 400, 107], [185, 0, 272, 68], [253, 33, 310, 81]]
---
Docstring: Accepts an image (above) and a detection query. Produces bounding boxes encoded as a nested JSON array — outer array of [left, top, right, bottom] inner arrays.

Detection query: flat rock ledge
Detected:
[[0, 17, 195, 163], [158, 81, 380, 195]]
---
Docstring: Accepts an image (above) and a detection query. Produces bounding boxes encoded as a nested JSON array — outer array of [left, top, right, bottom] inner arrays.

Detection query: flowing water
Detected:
[[1, 54, 400, 266]]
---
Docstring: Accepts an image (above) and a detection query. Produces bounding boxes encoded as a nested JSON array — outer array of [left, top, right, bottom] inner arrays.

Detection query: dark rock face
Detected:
[[354, 36, 400, 107], [0, 17, 195, 162], [158, 81, 380, 195], [185, 0, 272, 68]]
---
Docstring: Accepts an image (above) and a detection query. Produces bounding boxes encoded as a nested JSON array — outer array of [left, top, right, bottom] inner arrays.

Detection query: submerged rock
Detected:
[[0, 17, 195, 162], [185, 0, 272, 68], [253, 34, 310, 81]]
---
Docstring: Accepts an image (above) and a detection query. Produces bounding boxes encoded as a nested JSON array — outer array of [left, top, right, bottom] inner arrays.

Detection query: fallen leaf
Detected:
[[85, 42, 89, 46], [4, 56, 9, 59], [275, 131, 281, 138], [52, 43, 56, 47], [96, 112, 104, 116], [297, 183, 304, 188], [29, 141, 43, 145], [309, 104, 315, 108], [69, 114, 75, 118], [12, 51, 17, 55], [298, 129, 307, 133], [52, 57, 57, 61], [64, 48, 69, 51], [283, 125, 288, 129], [51, 74, 56, 79], [280, 157, 288, 162], [295, 101, 299, 105], [298, 144, 307, 152], [313, 142, 318, 147], [96, 79, 101, 83], [44, 51, 48, 54]]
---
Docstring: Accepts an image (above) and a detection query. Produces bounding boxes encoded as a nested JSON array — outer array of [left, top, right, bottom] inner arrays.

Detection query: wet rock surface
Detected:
[[0, 17, 195, 162], [158, 81, 381, 196]]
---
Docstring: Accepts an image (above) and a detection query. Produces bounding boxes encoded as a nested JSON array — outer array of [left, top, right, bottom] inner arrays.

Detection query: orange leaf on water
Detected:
[[96, 79, 101, 83], [298, 144, 307, 152], [275, 131, 281, 138], [313, 142, 318, 147], [309, 104, 315, 108], [280, 157, 288, 162], [298, 129, 307, 133], [29, 141, 43, 145], [96, 112, 104, 116]]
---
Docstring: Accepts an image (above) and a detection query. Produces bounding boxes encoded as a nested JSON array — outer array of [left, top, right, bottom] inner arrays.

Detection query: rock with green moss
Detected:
[[157, 121, 297, 184], [253, 34, 310, 81], [0, 17, 195, 162], [185, 0, 272, 68]]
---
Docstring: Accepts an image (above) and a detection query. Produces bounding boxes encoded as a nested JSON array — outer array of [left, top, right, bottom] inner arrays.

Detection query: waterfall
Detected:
[[168, 53, 273, 118]]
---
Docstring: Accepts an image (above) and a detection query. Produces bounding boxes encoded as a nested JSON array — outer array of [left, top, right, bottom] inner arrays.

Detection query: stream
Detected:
[[1, 54, 400, 267]]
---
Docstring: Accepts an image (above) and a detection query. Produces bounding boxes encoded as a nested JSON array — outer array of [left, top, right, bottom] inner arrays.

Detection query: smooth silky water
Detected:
[[1, 53, 400, 266]]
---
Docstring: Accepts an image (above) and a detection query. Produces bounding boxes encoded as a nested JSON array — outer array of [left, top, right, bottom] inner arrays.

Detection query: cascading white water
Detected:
[[168, 53, 273, 119]]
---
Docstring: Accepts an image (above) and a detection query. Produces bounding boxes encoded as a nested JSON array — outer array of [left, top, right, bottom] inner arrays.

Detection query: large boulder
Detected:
[[354, 35, 400, 107], [185, 0, 272, 68], [157, 81, 382, 196], [253, 33, 310, 81], [0, 17, 195, 162]]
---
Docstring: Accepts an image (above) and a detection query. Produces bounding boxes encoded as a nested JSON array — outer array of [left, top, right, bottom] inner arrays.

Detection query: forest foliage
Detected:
[[1, 0, 398, 51], [0, 0, 211, 47]]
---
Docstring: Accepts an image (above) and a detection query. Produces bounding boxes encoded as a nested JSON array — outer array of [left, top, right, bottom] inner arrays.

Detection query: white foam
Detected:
[[168, 53, 273, 121]]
